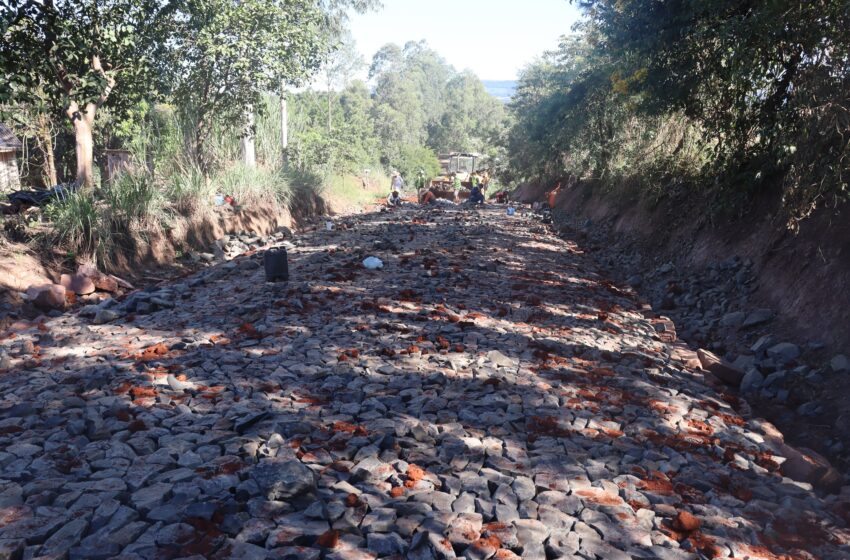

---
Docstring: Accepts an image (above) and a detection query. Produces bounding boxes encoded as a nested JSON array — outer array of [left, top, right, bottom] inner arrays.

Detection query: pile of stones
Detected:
[[0, 207, 848, 559]]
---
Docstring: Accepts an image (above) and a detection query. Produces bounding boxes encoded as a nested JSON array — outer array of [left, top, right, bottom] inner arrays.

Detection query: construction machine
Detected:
[[429, 152, 490, 201]]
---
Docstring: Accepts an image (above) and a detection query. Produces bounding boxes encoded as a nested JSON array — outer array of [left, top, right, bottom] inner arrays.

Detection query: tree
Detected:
[[1, 86, 60, 186], [505, 33, 620, 182], [430, 70, 506, 155], [169, 0, 329, 175], [320, 31, 365, 133], [576, 0, 850, 170], [394, 144, 441, 185], [369, 42, 449, 165], [1, 0, 170, 187]]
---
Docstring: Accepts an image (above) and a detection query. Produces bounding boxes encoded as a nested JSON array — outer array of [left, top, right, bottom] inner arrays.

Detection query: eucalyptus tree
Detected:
[[1, 0, 172, 187], [168, 0, 329, 173]]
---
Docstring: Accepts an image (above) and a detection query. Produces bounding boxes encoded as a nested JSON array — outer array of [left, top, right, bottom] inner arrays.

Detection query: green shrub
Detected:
[[213, 164, 292, 207], [392, 145, 441, 185], [101, 170, 168, 229], [45, 190, 102, 261], [45, 169, 169, 266]]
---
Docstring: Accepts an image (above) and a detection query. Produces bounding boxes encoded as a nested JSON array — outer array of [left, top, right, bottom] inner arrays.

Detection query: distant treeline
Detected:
[[289, 40, 507, 182]]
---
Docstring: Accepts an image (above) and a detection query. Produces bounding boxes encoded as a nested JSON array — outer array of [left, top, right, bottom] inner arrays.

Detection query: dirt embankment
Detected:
[[517, 181, 850, 353], [0, 184, 378, 317], [0, 205, 294, 295], [515, 179, 850, 471]]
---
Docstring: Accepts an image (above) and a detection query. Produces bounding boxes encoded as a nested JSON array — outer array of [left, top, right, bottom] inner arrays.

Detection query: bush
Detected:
[[45, 169, 169, 266], [392, 145, 441, 185], [213, 164, 292, 207], [45, 190, 101, 259]]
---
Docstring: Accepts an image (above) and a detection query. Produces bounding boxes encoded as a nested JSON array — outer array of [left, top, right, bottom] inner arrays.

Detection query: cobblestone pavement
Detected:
[[1, 207, 849, 559]]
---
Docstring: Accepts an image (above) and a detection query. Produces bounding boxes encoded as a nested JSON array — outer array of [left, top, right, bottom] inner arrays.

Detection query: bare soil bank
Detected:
[[0, 182, 376, 325], [515, 180, 850, 472], [0, 205, 293, 295], [517, 181, 850, 354]]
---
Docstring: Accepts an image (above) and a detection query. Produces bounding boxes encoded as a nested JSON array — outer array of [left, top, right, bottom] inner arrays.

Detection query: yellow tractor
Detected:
[[429, 152, 489, 201]]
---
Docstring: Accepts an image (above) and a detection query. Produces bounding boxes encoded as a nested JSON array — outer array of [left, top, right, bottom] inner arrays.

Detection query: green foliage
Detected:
[[429, 71, 506, 156], [506, 2, 850, 222], [368, 41, 506, 166], [168, 0, 330, 174], [287, 82, 380, 176], [288, 40, 506, 184], [45, 191, 100, 258], [45, 168, 167, 265], [213, 165, 292, 207], [0, 0, 166, 116], [393, 146, 441, 185], [100, 169, 166, 230]]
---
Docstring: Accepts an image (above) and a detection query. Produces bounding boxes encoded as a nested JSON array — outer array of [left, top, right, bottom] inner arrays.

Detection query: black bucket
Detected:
[[264, 248, 289, 282]]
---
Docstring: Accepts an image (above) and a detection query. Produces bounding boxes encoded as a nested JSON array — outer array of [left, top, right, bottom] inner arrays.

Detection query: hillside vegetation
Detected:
[[0, 2, 505, 270], [504, 1, 850, 229]]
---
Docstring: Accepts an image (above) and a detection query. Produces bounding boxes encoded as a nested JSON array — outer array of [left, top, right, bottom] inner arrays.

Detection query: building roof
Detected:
[[0, 124, 23, 151]]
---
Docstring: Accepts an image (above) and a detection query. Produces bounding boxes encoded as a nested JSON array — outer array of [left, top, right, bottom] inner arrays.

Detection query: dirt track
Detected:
[[0, 206, 847, 559]]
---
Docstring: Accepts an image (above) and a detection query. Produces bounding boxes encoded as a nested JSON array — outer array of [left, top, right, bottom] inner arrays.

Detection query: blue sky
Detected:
[[348, 0, 582, 81]]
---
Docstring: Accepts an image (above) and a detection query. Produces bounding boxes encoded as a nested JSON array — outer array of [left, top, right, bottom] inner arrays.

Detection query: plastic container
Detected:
[[264, 248, 289, 282]]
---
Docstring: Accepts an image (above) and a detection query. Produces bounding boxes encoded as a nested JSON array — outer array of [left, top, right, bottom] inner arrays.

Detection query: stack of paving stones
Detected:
[[0, 207, 848, 559]]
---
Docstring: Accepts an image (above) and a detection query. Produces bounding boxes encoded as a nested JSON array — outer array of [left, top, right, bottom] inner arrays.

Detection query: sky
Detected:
[[348, 0, 582, 81]]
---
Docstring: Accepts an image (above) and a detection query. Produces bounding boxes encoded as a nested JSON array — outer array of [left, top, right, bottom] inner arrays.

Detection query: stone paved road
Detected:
[[1, 207, 849, 559]]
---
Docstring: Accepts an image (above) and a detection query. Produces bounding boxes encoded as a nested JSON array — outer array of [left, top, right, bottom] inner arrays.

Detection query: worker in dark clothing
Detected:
[[387, 189, 402, 207], [468, 183, 485, 206]]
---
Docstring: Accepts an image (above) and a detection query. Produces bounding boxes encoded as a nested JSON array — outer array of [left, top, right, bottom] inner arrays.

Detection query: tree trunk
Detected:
[[241, 107, 256, 168], [66, 101, 96, 187], [43, 138, 58, 186], [36, 114, 57, 186], [280, 88, 288, 158], [327, 89, 332, 133], [195, 110, 213, 177]]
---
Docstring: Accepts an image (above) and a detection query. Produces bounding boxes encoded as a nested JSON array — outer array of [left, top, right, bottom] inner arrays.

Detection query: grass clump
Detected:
[[45, 170, 169, 267]]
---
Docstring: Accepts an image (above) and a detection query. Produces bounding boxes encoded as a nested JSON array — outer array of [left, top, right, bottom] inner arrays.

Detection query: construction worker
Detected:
[[420, 188, 436, 205], [391, 173, 405, 194], [467, 182, 484, 206], [415, 169, 427, 191], [387, 188, 402, 207]]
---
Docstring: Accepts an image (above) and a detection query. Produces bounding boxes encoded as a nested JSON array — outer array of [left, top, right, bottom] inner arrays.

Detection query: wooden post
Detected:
[[104, 149, 134, 183]]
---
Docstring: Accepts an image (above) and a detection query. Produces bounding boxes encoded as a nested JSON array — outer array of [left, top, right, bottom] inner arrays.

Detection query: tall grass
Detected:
[[214, 164, 292, 207], [45, 170, 167, 266], [101, 171, 168, 230], [41, 97, 380, 267], [45, 190, 100, 259]]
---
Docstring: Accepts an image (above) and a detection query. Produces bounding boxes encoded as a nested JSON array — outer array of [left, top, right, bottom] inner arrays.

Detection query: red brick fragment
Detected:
[[673, 511, 701, 532], [316, 530, 339, 549]]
